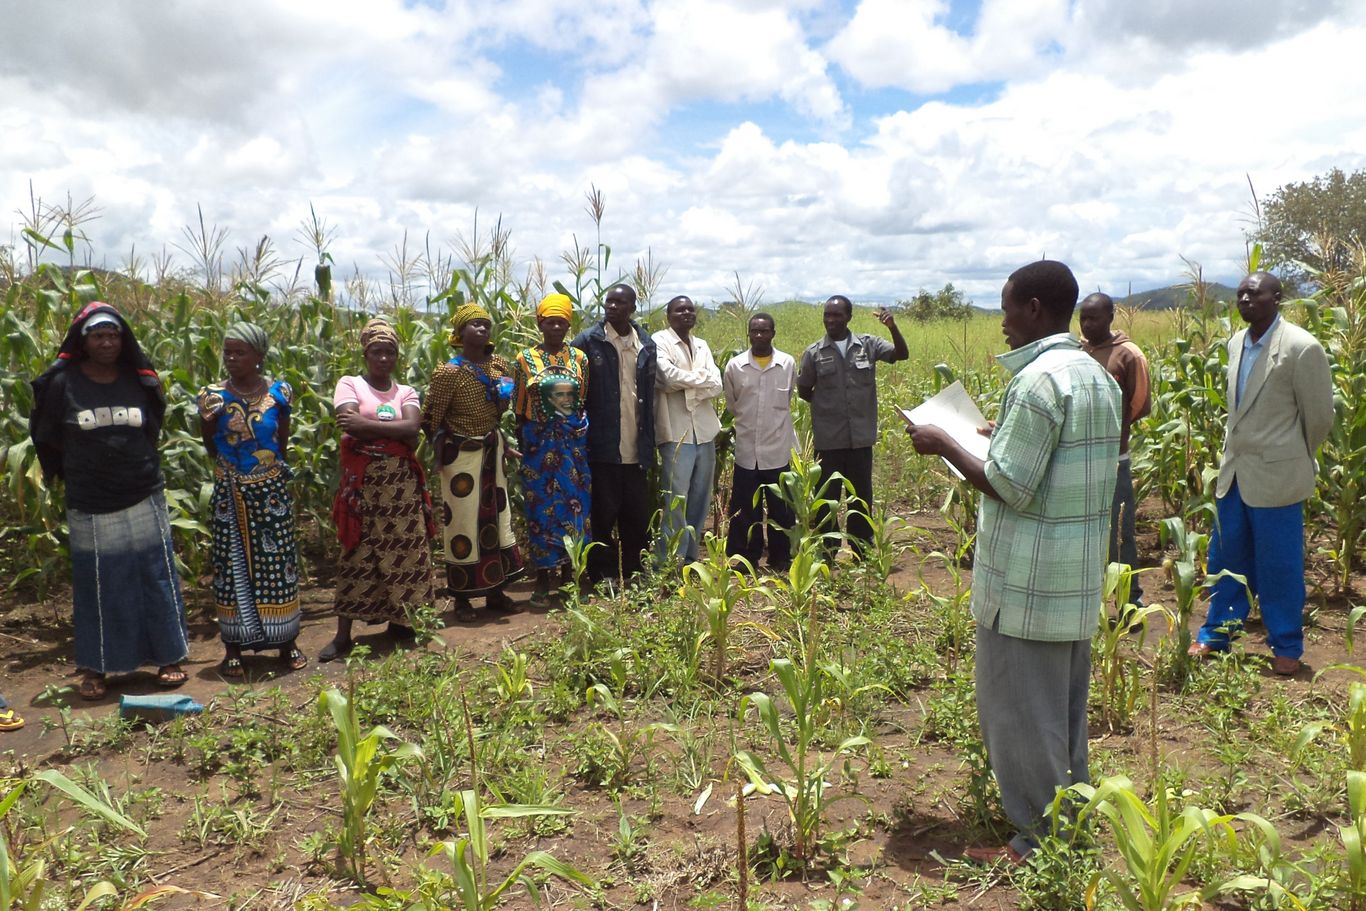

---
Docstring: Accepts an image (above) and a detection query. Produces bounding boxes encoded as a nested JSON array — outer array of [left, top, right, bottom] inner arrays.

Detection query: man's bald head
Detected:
[[1247, 272, 1282, 296]]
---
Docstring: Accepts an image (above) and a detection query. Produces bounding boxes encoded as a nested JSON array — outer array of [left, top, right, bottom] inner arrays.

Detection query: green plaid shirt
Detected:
[[972, 334, 1121, 641]]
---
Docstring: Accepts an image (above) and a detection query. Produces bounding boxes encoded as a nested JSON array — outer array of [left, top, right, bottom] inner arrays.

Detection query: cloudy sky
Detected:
[[3, 0, 1364, 307]]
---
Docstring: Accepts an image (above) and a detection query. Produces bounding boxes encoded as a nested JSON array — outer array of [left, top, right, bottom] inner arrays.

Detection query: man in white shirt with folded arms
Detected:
[[653, 295, 723, 564]]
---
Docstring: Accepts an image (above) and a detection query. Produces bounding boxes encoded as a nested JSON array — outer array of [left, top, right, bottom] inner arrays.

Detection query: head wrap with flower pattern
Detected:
[[360, 318, 400, 353], [447, 303, 491, 348]]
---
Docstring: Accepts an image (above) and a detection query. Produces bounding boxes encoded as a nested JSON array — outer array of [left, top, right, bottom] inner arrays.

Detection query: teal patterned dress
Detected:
[[197, 380, 301, 648]]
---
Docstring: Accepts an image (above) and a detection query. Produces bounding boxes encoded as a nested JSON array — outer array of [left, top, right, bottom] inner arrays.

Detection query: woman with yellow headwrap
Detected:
[[422, 304, 524, 620], [511, 293, 591, 608], [320, 318, 437, 661]]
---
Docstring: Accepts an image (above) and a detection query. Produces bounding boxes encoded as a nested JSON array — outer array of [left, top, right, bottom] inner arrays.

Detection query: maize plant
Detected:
[[320, 685, 422, 886], [1071, 776, 1240, 911], [1300, 280, 1366, 593], [1093, 562, 1168, 732], [734, 547, 870, 864], [678, 532, 775, 686]]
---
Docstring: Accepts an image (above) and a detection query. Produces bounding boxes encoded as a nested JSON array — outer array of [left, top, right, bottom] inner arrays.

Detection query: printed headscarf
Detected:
[[536, 293, 573, 322], [359, 318, 400, 353], [225, 321, 269, 358], [447, 303, 491, 348], [29, 301, 166, 483]]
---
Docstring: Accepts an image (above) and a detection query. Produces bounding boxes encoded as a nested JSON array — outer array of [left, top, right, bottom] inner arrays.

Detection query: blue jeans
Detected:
[[656, 440, 716, 563], [1198, 480, 1306, 659]]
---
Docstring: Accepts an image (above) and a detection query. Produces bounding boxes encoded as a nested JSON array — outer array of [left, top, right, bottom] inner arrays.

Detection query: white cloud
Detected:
[[827, 0, 1069, 94], [2, 0, 1365, 311]]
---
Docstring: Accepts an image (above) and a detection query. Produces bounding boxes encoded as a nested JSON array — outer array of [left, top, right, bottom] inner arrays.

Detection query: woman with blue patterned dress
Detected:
[[197, 322, 305, 677], [511, 294, 591, 609]]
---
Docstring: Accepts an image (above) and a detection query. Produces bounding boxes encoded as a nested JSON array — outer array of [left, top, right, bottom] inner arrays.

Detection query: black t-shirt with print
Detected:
[[60, 370, 165, 514]]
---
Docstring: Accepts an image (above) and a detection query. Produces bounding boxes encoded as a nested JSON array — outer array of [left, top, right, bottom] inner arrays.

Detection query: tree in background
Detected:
[[899, 283, 973, 321], [1256, 167, 1366, 289]]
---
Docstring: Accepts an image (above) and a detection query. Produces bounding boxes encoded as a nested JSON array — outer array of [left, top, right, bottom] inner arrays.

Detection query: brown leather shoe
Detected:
[[1187, 642, 1217, 659], [1272, 656, 1302, 676]]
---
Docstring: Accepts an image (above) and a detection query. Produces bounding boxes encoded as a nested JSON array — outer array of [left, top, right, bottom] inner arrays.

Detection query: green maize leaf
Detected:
[[33, 769, 145, 837], [481, 805, 576, 819]]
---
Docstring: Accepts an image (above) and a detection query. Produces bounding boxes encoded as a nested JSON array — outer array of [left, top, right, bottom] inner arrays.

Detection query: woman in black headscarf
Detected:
[[29, 302, 191, 700]]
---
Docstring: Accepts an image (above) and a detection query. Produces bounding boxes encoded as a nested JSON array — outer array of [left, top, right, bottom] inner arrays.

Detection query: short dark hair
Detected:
[[666, 295, 692, 314], [826, 295, 853, 316], [1008, 261, 1078, 320], [749, 311, 775, 331], [1081, 292, 1114, 316], [607, 283, 637, 304]]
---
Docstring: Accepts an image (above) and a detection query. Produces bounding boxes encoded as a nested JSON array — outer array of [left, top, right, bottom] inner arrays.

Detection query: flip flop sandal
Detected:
[[527, 590, 551, 611], [318, 639, 354, 663], [78, 675, 107, 700], [0, 709, 25, 732], [218, 657, 245, 679], [282, 647, 309, 671], [157, 666, 188, 687]]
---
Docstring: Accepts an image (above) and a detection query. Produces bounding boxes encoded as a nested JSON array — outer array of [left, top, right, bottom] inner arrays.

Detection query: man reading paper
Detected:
[[905, 261, 1120, 863]]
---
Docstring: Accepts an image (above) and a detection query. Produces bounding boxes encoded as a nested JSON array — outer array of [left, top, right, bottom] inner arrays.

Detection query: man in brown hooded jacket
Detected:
[[1079, 292, 1151, 604]]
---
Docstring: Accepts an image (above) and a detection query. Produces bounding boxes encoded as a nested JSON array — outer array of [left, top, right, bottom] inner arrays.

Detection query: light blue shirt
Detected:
[[1236, 315, 1280, 407]]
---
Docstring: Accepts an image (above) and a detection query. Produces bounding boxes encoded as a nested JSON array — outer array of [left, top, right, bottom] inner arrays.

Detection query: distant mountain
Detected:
[[1115, 282, 1238, 310]]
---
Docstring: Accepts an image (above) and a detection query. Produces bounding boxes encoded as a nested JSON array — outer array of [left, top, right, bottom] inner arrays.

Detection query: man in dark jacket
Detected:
[[572, 283, 658, 583]]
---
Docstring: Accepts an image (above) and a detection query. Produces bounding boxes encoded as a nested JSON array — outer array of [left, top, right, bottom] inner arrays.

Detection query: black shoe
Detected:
[[319, 638, 354, 662], [387, 623, 416, 641]]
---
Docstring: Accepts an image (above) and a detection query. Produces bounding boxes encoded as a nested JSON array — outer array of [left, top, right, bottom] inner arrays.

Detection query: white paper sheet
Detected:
[[898, 380, 991, 480]]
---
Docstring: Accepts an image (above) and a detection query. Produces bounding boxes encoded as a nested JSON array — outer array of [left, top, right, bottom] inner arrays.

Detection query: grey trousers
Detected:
[[976, 621, 1091, 855], [1110, 460, 1143, 602]]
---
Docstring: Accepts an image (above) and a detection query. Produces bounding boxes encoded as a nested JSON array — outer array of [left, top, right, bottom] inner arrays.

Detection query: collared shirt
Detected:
[[972, 333, 1121, 642], [796, 333, 897, 450], [652, 327, 723, 445], [1237, 314, 1280, 407], [606, 322, 641, 463], [723, 348, 798, 471]]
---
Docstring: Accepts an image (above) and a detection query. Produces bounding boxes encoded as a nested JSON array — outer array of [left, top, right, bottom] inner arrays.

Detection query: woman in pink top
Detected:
[[321, 319, 436, 661]]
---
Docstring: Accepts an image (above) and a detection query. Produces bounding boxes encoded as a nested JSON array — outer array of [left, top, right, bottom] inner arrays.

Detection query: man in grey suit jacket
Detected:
[[1190, 271, 1334, 675]]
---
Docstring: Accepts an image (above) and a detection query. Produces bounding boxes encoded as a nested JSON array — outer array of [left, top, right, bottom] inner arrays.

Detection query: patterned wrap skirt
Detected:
[[437, 430, 524, 594], [518, 417, 591, 570], [334, 447, 436, 623], [68, 490, 190, 674], [210, 461, 301, 648]]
